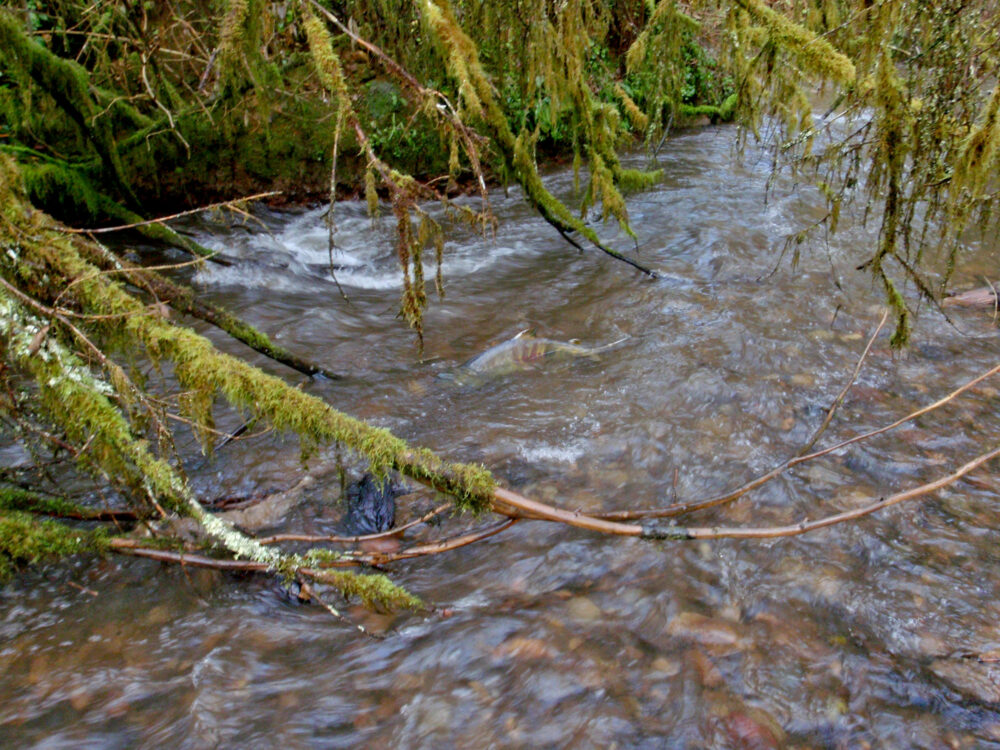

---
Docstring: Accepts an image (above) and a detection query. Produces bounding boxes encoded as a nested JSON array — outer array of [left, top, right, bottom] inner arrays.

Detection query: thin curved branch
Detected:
[[492, 487, 643, 535], [59, 192, 280, 236], [345, 518, 518, 563], [798, 308, 888, 456], [659, 443, 1000, 539], [110, 538, 274, 570], [598, 358, 1000, 522], [257, 502, 452, 545]]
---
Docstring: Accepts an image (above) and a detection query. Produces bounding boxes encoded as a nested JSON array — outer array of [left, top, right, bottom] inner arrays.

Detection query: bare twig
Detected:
[[598, 358, 1000, 522], [257, 502, 452, 545], [66, 581, 99, 596], [59, 191, 280, 234], [673, 443, 1000, 539], [985, 275, 1000, 323], [798, 309, 889, 456], [492, 487, 643, 536], [343, 518, 518, 563]]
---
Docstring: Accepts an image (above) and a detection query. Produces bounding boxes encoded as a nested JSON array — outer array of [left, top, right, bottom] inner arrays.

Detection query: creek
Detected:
[[3, 125, 1000, 747]]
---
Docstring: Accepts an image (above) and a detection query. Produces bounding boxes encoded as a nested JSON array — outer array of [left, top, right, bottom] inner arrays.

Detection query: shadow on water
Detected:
[[4, 126, 1000, 747]]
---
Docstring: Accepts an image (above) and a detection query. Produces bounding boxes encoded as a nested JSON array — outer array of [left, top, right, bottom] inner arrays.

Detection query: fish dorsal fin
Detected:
[[568, 338, 581, 345], [514, 328, 535, 340]]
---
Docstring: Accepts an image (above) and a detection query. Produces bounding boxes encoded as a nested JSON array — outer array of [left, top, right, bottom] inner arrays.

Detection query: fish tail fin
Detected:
[[592, 335, 631, 354]]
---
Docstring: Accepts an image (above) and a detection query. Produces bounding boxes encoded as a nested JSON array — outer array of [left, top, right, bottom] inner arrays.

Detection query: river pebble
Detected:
[[650, 656, 681, 676], [690, 646, 725, 687], [667, 611, 741, 651], [723, 709, 783, 749], [790, 372, 816, 388], [493, 636, 556, 661], [565, 596, 604, 622]]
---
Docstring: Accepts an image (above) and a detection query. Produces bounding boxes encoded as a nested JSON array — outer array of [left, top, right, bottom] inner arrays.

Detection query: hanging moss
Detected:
[[217, 0, 268, 97], [303, 9, 352, 104], [952, 84, 1000, 206], [732, 0, 855, 86], [418, 0, 659, 272]]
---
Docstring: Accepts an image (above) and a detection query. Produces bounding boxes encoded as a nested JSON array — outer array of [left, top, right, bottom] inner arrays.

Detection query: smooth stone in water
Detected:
[[667, 611, 741, 649], [651, 656, 681, 676], [723, 709, 784, 750], [566, 596, 603, 622]]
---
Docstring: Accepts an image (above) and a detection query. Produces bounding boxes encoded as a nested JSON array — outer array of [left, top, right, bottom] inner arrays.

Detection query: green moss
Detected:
[[882, 273, 911, 349], [19, 161, 103, 223], [734, 0, 855, 86], [718, 93, 737, 121], [0, 486, 98, 518], [0, 510, 109, 581], [616, 167, 662, 192], [310, 568, 424, 611], [0, 11, 137, 207], [302, 548, 345, 566], [218, 0, 259, 95], [679, 103, 730, 122]]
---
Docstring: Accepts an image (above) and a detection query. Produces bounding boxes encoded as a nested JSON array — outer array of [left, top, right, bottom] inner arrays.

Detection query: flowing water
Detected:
[[4, 125, 1000, 748]]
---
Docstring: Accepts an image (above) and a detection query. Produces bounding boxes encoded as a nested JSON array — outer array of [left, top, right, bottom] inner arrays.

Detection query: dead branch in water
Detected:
[[256, 502, 453, 545], [114, 344, 1000, 554], [943, 283, 1000, 309], [798, 309, 889, 456]]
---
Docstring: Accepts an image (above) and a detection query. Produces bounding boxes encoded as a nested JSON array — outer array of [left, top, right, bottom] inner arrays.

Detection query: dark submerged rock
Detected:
[[342, 473, 404, 535]]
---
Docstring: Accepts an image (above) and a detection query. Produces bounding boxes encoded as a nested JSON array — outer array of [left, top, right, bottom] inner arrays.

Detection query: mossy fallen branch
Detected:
[[75, 237, 342, 380], [0, 485, 137, 522], [0, 510, 110, 581], [0, 276, 419, 611], [3, 163, 496, 509]]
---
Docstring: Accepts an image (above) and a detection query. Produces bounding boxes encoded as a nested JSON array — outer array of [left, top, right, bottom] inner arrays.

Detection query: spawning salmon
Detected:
[[444, 329, 629, 385]]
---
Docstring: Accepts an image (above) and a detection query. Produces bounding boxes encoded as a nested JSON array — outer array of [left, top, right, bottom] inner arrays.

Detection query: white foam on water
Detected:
[[191, 199, 548, 292], [519, 440, 588, 464]]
